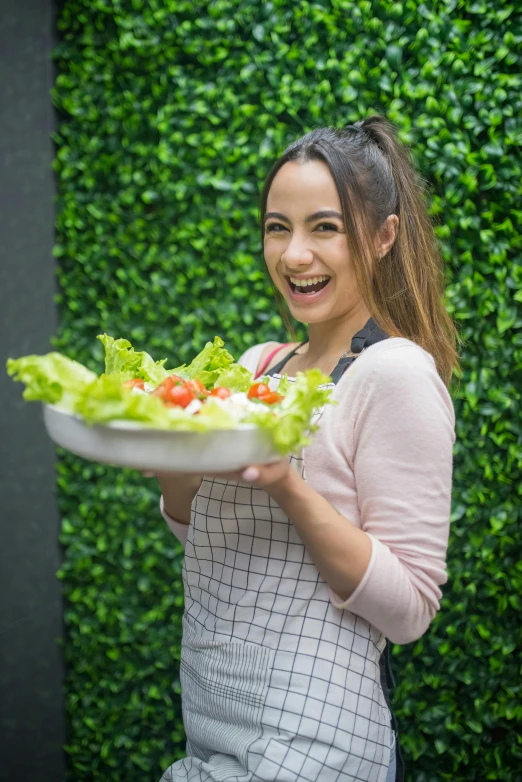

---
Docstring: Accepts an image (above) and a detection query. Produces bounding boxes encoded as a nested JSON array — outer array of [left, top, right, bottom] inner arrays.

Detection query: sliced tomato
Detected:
[[258, 392, 284, 405], [167, 385, 194, 408], [151, 377, 176, 398], [185, 378, 209, 397], [151, 376, 184, 399], [123, 378, 145, 390], [247, 382, 270, 400], [210, 387, 231, 399]]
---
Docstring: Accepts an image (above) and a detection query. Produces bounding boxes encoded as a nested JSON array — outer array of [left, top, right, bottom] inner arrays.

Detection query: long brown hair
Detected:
[[260, 115, 459, 386]]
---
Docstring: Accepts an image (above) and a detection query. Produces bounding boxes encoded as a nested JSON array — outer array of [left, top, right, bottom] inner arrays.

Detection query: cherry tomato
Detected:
[[151, 377, 176, 398], [247, 382, 271, 400], [167, 385, 194, 408], [258, 392, 284, 405], [185, 379, 208, 397], [151, 376, 184, 399], [123, 378, 145, 390], [210, 387, 231, 399]]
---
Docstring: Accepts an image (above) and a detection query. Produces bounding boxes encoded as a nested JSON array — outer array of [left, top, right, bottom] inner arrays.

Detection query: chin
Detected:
[[287, 303, 334, 325]]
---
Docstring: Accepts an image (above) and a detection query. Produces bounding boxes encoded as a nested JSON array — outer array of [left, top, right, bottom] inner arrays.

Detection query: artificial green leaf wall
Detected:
[[52, 1, 521, 779]]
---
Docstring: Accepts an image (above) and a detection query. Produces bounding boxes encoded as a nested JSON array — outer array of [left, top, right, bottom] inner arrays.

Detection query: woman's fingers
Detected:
[[140, 462, 289, 486], [212, 460, 290, 486], [241, 466, 260, 482]]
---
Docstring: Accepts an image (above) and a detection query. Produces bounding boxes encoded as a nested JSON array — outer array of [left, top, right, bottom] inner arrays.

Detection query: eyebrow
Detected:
[[265, 210, 344, 224]]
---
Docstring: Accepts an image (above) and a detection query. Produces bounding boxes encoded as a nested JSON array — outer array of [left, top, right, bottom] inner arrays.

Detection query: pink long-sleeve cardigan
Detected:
[[161, 337, 455, 645]]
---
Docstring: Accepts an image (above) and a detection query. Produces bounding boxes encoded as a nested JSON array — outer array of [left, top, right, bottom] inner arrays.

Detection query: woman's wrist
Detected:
[[265, 464, 304, 505], [162, 501, 191, 525], [157, 473, 202, 525]]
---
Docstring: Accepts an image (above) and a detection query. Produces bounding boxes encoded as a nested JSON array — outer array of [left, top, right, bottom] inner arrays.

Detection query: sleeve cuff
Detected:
[[160, 496, 190, 548], [328, 533, 437, 644]]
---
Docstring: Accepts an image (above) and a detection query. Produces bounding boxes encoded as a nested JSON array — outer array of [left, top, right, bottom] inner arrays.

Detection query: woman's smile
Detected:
[[284, 273, 332, 302]]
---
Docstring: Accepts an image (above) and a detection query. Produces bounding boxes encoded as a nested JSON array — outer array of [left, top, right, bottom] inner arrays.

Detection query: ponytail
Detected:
[[358, 115, 459, 385]]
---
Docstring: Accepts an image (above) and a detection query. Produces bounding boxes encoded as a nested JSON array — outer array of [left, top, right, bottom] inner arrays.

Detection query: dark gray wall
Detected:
[[0, 1, 66, 780]]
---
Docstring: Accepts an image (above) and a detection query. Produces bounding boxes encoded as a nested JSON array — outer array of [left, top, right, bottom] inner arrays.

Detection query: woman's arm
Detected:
[[157, 474, 202, 547], [251, 346, 455, 645], [159, 474, 202, 525], [269, 471, 373, 597]]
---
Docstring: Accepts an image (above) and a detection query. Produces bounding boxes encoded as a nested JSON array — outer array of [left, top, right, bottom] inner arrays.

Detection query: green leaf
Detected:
[[96, 334, 168, 384], [6, 352, 97, 407]]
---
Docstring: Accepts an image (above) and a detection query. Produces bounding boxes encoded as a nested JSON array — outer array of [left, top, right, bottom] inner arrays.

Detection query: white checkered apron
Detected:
[[161, 382, 392, 782]]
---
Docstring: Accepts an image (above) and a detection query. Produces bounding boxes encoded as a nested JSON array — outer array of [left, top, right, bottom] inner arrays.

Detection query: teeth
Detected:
[[289, 275, 330, 287]]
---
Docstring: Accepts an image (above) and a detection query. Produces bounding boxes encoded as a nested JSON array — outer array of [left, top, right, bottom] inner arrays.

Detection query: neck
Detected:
[[304, 303, 372, 364]]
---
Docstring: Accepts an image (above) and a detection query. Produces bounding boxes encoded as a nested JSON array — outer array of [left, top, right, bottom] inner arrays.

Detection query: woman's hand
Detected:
[[213, 458, 292, 490], [141, 459, 292, 523], [141, 458, 291, 488]]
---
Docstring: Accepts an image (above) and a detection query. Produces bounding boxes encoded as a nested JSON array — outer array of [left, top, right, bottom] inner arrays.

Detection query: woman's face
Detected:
[[263, 160, 364, 325]]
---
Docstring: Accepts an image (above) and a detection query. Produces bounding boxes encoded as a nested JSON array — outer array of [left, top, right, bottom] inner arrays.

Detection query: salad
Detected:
[[7, 335, 333, 454]]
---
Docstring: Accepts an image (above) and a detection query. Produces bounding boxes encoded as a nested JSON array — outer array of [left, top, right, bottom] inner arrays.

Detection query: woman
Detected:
[[157, 116, 457, 782]]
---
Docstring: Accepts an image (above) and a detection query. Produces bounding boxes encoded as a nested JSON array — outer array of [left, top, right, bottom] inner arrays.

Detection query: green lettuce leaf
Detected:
[[97, 334, 169, 385], [172, 336, 235, 388], [211, 364, 253, 393], [243, 368, 334, 453], [97, 334, 250, 391], [74, 377, 243, 432], [73, 374, 173, 426], [6, 353, 97, 409]]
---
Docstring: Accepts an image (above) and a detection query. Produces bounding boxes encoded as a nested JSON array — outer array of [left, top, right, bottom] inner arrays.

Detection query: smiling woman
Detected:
[[262, 160, 378, 366], [260, 120, 457, 382], [158, 116, 457, 782]]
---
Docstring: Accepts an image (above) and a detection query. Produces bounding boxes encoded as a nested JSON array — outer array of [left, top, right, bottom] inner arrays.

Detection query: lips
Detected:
[[284, 275, 332, 302], [287, 275, 331, 294]]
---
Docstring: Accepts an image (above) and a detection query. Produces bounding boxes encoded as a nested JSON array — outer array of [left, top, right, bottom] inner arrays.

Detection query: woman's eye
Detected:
[[315, 222, 339, 232], [266, 223, 288, 233]]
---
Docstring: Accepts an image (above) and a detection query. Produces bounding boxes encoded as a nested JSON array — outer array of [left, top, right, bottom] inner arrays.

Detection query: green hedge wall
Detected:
[[52, 1, 522, 780]]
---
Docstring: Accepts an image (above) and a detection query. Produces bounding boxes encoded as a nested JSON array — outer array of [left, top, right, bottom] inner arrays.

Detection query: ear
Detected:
[[375, 214, 399, 258]]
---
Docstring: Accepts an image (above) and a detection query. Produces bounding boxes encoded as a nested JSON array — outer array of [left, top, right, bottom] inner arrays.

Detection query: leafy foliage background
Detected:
[[51, 0, 522, 779]]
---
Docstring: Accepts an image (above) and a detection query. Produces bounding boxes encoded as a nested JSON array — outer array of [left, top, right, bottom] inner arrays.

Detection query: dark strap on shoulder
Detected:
[[330, 318, 389, 383], [352, 317, 388, 353], [266, 318, 389, 383], [264, 341, 307, 377]]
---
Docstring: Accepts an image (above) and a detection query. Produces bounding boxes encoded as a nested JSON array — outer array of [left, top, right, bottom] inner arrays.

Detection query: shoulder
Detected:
[[350, 337, 439, 385], [261, 341, 301, 374], [329, 339, 455, 452], [239, 341, 299, 376], [339, 337, 454, 418], [237, 343, 274, 374]]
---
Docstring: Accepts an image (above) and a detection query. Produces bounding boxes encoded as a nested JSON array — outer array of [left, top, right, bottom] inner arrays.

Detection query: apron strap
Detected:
[[266, 318, 389, 381]]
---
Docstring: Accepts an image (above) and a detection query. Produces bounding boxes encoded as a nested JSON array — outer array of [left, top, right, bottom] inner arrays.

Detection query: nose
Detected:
[[281, 232, 314, 270]]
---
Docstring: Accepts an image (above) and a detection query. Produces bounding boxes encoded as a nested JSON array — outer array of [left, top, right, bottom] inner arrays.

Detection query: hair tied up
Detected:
[[343, 122, 371, 143], [343, 118, 389, 155], [343, 123, 363, 134], [359, 116, 387, 149]]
